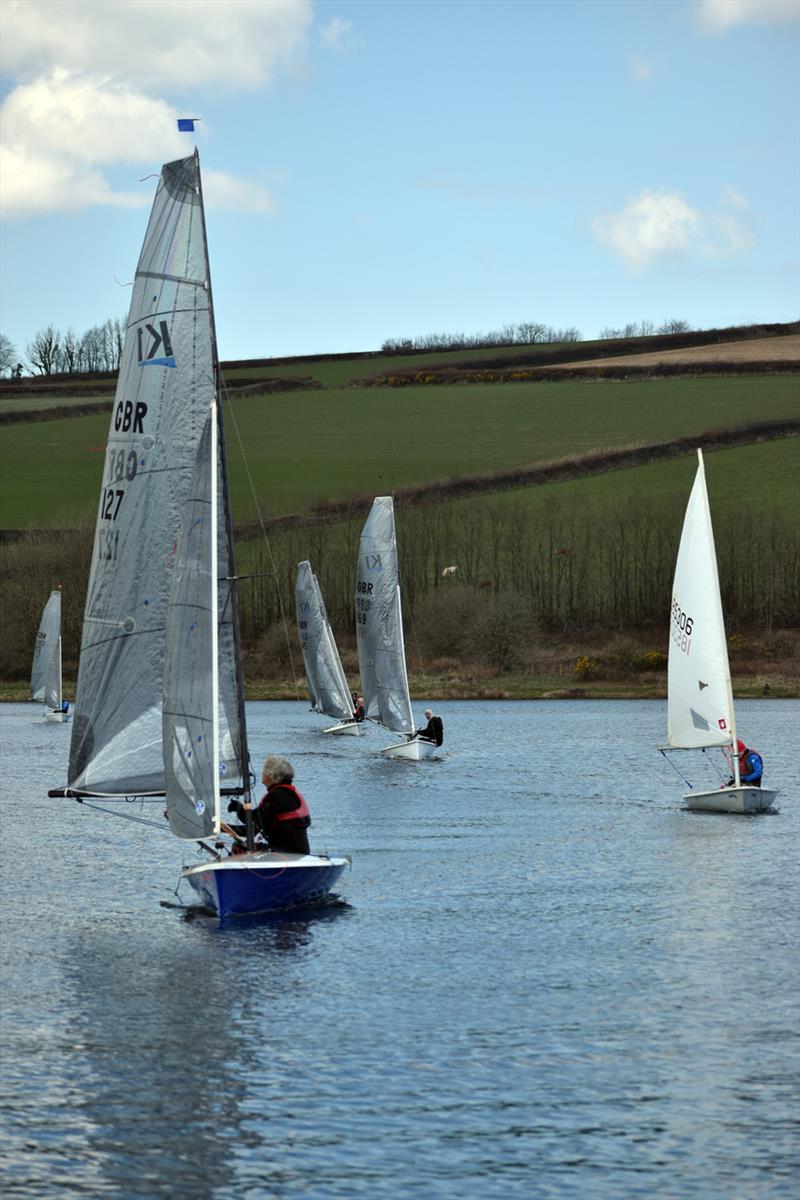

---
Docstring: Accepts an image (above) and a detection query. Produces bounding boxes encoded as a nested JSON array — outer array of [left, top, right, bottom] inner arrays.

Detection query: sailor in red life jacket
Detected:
[[724, 738, 764, 788], [228, 755, 311, 854]]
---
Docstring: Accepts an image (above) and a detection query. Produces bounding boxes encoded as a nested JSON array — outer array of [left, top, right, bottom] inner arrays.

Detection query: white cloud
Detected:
[[2, 71, 185, 166], [203, 169, 276, 214], [592, 188, 755, 272], [695, 0, 799, 33], [319, 17, 353, 50], [0, 144, 147, 215], [1, 0, 313, 89], [0, 0, 306, 217]]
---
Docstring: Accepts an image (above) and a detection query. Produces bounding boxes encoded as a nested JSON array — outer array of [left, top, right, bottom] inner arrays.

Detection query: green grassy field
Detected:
[[1, 374, 798, 528], [0, 392, 114, 416], [446, 437, 800, 523], [221, 340, 588, 388]]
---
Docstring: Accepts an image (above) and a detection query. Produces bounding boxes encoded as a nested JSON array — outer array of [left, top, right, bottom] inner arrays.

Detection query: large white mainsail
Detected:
[[66, 153, 245, 803], [31, 590, 61, 705], [295, 561, 353, 722], [355, 496, 415, 736], [667, 449, 736, 752]]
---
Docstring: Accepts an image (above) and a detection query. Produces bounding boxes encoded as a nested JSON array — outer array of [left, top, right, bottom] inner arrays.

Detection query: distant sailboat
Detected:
[[49, 151, 348, 916], [664, 449, 777, 814], [355, 496, 436, 760], [295, 560, 361, 734], [31, 589, 70, 723]]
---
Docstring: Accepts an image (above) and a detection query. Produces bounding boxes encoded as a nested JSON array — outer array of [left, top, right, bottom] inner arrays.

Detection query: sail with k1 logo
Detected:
[[66, 154, 243, 801]]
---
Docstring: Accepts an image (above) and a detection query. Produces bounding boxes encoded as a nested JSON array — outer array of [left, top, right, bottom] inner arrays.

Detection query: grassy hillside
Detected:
[[1, 374, 798, 528], [2, 329, 798, 694]]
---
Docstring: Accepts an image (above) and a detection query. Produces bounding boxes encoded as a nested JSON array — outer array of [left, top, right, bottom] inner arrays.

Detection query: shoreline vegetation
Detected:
[[5, 686, 796, 702], [3, 664, 796, 704]]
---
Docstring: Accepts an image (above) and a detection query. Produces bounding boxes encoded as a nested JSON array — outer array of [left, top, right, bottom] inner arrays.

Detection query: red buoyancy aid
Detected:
[[261, 783, 310, 822]]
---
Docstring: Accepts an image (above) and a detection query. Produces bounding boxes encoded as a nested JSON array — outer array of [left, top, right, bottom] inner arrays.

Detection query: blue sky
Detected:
[[1, 0, 798, 363]]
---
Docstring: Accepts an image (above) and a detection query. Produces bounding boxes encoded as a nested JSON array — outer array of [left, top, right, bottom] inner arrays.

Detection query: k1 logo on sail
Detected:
[[138, 321, 176, 368]]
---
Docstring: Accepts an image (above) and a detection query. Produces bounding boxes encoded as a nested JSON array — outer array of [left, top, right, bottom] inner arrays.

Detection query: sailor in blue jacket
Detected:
[[726, 739, 764, 787]]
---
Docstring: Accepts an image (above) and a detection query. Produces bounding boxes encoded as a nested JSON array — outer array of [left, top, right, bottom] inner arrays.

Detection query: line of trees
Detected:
[[380, 318, 694, 356], [0, 318, 126, 378], [1, 490, 796, 682], [598, 319, 692, 339], [381, 323, 583, 354]]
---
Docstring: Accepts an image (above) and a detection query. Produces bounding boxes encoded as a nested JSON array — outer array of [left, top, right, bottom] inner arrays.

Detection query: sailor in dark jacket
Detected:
[[229, 755, 311, 853], [415, 708, 444, 746]]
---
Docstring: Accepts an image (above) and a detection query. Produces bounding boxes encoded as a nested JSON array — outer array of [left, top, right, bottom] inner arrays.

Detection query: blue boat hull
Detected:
[[181, 852, 349, 918]]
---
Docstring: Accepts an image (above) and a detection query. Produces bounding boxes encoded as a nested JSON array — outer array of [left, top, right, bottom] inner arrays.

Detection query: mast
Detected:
[[194, 149, 251, 803]]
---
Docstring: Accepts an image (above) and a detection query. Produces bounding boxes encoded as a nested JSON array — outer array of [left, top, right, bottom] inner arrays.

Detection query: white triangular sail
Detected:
[[667, 450, 736, 750], [296, 561, 353, 721], [31, 590, 61, 704], [66, 153, 244, 801], [355, 497, 415, 736]]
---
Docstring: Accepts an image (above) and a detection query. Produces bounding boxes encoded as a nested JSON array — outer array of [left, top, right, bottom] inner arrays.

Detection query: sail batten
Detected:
[[66, 153, 244, 808], [667, 450, 736, 750], [355, 497, 415, 735], [296, 561, 353, 721]]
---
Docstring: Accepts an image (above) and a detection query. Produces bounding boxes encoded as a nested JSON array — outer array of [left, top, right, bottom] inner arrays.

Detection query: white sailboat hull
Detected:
[[182, 852, 350, 918], [684, 786, 777, 814], [44, 710, 70, 724], [323, 720, 362, 736], [380, 736, 438, 761]]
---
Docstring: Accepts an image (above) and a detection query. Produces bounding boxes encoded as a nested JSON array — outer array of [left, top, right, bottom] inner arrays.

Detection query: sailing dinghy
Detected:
[[664, 449, 777, 814], [31, 589, 70, 723], [49, 151, 348, 916], [355, 496, 436, 760], [296, 560, 361, 734]]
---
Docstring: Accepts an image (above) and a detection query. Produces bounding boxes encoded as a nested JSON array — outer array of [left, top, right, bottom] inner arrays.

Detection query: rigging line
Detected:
[[76, 798, 173, 831], [220, 380, 298, 687], [658, 748, 694, 789]]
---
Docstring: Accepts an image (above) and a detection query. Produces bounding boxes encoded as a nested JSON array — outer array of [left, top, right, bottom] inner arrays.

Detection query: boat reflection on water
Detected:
[[55, 903, 352, 1197]]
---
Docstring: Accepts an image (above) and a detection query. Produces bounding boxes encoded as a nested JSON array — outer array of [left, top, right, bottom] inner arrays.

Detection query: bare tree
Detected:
[[61, 328, 79, 373], [79, 325, 103, 372], [26, 325, 61, 374], [0, 333, 17, 377], [112, 317, 125, 368]]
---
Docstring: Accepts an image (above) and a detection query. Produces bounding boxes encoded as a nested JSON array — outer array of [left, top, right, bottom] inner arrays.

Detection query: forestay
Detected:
[[667, 451, 736, 750], [355, 496, 414, 736], [31, 590, 61, 706], [295, 561, 353, 722], [67, 154, 243, 797]]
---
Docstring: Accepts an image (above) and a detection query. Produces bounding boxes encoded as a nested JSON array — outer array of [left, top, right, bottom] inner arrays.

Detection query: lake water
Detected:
[[1, 699, 798, 1199]]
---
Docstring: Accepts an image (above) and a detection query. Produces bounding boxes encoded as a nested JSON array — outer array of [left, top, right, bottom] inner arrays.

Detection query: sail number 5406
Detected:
[[671, 597, 693, 655]]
